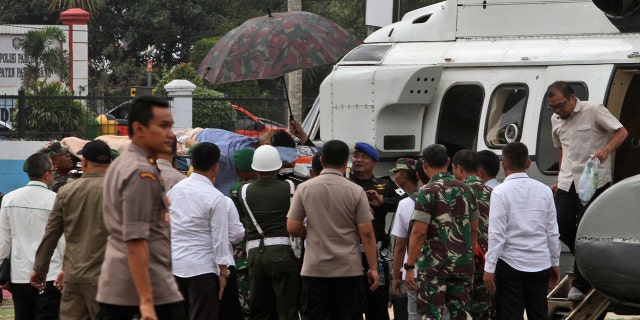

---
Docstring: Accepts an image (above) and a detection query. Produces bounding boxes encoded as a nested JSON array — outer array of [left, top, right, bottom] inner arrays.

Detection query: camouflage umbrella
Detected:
[[197, 11, 362, 109]]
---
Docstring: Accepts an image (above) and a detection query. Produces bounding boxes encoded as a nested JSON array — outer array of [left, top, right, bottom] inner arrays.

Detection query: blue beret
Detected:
[[354, 142, 379, 162]]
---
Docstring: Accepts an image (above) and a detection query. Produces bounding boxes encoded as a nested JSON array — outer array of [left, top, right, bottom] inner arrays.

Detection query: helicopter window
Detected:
[[484, 84, 528, 148], [536, 82, 588, 174], [436, 84, 484, 158]]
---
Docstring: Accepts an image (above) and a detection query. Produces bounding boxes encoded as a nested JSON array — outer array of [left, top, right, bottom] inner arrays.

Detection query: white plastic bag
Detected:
[[578, 157, 600, 205]]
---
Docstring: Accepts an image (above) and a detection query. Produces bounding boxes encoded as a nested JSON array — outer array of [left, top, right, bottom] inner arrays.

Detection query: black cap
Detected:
[[78, 140, 113, 164]]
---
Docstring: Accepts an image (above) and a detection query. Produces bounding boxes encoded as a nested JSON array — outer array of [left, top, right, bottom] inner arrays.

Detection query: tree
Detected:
[[22, 26, 69, 90], [47, 0, 107, 16]]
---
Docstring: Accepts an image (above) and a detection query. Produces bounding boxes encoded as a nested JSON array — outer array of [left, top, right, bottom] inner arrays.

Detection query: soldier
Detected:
[[227, 148, 257, 320], [40, 141, 77, 192], [405, 144, 479, 320], [240, 145, 300, 320], [156, 137, 186, 191], [452, 149, 492, 320], [350, 142, 404, 320]]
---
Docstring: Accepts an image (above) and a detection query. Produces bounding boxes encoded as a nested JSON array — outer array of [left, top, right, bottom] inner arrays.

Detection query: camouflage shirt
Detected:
[[412, 171, 478, 277], [229, 178, 250, 270], [463, 175, 491, 253]]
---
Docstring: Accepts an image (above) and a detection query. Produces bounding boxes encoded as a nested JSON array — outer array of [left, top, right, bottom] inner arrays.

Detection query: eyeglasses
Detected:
[[547, 99, 570, 111]]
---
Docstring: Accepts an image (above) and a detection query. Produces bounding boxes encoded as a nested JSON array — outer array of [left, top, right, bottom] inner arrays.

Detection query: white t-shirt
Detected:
[[391, 196, 417, 279]]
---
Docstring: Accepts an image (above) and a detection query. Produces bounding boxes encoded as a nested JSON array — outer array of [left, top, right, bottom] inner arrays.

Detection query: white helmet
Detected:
[[251, 145, 282, 172]]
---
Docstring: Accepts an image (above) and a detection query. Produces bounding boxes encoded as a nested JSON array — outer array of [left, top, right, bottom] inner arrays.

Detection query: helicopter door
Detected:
[[608, 69, 640, 182]]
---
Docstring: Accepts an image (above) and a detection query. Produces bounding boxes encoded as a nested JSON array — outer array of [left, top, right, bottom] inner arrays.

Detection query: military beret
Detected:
[[233, 148, 255, 171], [354, 142, 379, 162], [390, 158, 417, 173]]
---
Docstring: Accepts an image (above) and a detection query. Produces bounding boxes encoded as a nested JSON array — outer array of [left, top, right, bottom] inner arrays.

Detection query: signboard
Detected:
[[0, 35, 29, 94]]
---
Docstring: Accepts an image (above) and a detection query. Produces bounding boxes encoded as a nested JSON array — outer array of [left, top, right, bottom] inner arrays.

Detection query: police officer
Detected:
[[240, 145, 300, 320], [350, 142, 404, 320]]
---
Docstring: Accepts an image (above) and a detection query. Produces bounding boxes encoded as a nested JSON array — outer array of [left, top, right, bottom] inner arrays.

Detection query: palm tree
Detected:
[[47, 0, 107, 16], [22, 27, 69, 89]]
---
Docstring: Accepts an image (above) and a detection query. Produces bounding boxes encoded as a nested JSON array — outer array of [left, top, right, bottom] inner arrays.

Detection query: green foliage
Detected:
[[13, 81, 94, 140], [192, 87, 237, 132], [22, 26, 69, 90], [190, 37, 220, 68]]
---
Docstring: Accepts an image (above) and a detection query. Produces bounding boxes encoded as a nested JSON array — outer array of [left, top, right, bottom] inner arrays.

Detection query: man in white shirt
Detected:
[[476, 150, 500, 189], [0, 152, 65, 319], [389, 158, 420, 320], [483, 142, 561, 320], [168, 142, 235, 320]]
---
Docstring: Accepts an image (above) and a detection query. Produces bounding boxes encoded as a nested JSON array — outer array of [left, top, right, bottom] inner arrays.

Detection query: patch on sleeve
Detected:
[[139, 172, 157, 181]]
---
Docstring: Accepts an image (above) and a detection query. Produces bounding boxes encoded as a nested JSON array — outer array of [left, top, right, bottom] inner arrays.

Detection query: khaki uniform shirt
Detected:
[[97, 143, 182, 306], [288, 169, 373, 277], [156, 159, 186, 191], [552, 99, 623, 191], [33, 172, 108, 283]]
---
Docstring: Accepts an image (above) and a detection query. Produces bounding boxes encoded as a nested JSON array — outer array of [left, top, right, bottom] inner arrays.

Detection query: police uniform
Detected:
[[241, 176, 300, 320], [97, 143, 183, 318]]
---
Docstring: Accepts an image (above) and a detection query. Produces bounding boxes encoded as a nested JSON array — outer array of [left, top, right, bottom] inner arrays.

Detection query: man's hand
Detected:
[[29, 271, 47, 291], [549, 266, 561, 289], [54, 270, 64, 291], [218, 275, 227, 300], [289, 120, 308, 144], [367, 268, 380, 291], [0, 281, 9, 290], [139, 302, 158, 320], [483, 272, 496, 294], [365, 190, 383, 207], [391, 278, 402, 296], [550, 182, 558, 196], [591, 148, 609, 163], [405, 269, 417, 290]]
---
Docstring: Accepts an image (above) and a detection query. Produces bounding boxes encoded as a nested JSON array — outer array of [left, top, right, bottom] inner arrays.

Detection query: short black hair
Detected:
[[421, 144, 448, 168], [477, 150, 500, 177], [415, 159, 429, 184], [546, 81, 574, 99], [452, 149, 477, 173], [502, 142, 528, 171], [128, 96, 170, 138], [321, 140, 349, 167], [271, 130, 295, 148], [25, 152, 52, 180], [191, 142, 221, 172], [311, 151, 323, 174]]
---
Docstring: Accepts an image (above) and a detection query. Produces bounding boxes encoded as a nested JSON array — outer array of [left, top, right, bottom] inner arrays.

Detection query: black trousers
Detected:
[[219, 266, 241, 320], [555, 182, 609, 293], [10, 281, 60, 320], [98, 301, 185, 320], [361, 254, 390, 320], [300, 276, 366, 320], [174, 273, 220, 320], [494, 259, 550, 320]]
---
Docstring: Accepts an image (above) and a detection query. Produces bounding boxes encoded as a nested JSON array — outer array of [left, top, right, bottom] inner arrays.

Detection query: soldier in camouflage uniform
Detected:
[[40, 141, 76, 192], [452, 149, 493, 320], [228, 148, 257, 320], [350, 142, 404, 320], [405, 144, 479, 320]]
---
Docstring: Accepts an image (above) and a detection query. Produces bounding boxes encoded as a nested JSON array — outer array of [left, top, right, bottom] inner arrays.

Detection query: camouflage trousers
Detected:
[[416, 273, 472, 320], [237, 266, 251, 320], [470, 269, 493, 320]]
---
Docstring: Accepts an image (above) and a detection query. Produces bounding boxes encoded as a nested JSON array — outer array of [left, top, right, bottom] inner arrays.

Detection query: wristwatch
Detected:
[[403, 263, 415, 271], [220, 269, 231, 279]]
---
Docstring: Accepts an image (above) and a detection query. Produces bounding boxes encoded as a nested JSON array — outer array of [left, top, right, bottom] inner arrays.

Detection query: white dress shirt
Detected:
[[484, 178, 500, 189], [0, 181, 65, 283], [484, 172, 560, 273], [168, 173, 234, 278]]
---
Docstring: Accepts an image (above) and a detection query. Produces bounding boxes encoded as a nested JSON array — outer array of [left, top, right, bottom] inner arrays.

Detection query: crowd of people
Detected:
[[0, 80, 629, 320]]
